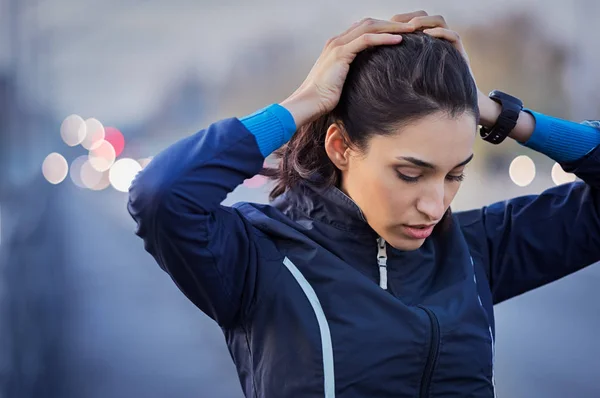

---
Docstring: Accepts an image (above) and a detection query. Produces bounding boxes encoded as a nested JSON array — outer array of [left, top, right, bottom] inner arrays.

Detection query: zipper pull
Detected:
[[377, 237, 388, 290]]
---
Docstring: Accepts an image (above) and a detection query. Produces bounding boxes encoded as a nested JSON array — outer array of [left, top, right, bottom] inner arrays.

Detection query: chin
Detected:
[[386, 236, 426, 252]]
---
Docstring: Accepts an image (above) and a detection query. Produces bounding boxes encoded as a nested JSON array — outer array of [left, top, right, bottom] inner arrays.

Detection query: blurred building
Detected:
[[1, 2, 599, 397], [0, 67, 68, 397]]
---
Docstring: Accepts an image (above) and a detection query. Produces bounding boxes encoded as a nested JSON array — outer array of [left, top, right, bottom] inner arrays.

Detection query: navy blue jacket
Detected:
[[128, 117, 600, 397]]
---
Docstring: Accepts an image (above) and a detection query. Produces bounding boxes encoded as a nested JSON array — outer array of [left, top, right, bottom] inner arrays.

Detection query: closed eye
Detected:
[[446, 173, 465, 182], [396, 171, 420, 183], [397, 171, 466, 183]]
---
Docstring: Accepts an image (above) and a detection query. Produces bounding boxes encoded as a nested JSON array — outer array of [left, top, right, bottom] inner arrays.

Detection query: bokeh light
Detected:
[[81, 118, 105, 150], [69, 155, 89, 188], [81, 160, 105, 189], [551, 163, 577, 186], [60, 114, 86, 146], [42, 153, 69, 184], [90, 171, 111, 191], [89, 140, 116, 172], [109, 158, 142, 192], [509, 155, 536, 187], [104, 127, 125, 157]]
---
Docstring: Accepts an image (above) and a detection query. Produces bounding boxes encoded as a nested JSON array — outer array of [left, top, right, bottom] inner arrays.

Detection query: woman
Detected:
[[128, 11, 600, 397]]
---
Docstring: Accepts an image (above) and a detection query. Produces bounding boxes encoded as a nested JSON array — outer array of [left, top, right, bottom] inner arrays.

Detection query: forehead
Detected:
[[367, 112, 477, 167]]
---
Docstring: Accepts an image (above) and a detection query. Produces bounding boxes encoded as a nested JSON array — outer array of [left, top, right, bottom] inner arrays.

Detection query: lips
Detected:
[[402, 224, 435, 239]]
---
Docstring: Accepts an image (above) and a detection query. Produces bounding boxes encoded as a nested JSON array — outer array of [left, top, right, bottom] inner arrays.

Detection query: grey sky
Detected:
[[1, 0, 598, 124]]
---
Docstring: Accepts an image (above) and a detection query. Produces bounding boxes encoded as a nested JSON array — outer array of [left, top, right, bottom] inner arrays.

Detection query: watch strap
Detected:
[[480, 90, 524, 145]]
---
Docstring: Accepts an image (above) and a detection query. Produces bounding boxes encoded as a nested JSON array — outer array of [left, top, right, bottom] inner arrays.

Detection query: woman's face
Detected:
[[333, 111, 477, 251]]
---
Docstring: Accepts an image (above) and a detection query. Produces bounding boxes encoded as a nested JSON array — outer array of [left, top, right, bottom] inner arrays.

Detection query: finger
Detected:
[[331, 18, 413, 47], [422, 27, 470, 65], [408, 15, 449, 30], [324, 19, 368, 50], [390, 10, 428, 23], [342, 33, 403, 58], [422, 27, 462, 46], [337, 20, 363, 37]]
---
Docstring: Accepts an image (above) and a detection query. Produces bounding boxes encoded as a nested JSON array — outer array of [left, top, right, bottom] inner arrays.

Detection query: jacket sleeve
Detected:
[[127, 106, 295, 327], [458, 120, 600, 305]]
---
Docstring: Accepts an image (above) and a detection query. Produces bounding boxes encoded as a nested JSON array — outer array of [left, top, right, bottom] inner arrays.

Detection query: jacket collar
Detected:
[[272, 179, 378, 239]]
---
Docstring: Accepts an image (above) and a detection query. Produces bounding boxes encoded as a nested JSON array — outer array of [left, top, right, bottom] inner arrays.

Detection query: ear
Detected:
[[324, 123, 351, 171]]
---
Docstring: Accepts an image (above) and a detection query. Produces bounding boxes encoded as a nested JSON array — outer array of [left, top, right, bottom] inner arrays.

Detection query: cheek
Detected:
[[347, 156, 382, 191], [347, 165, 389, 208], [361, 173, 415, 219], [346, 157, 415, 222]]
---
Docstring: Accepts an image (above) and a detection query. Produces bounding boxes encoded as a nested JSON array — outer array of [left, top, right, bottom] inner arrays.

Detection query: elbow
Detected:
[[127, 161, 174, 243]]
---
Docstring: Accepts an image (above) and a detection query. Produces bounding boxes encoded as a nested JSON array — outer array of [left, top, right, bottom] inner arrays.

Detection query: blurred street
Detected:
[[2, 1, 600, 397], [55, 185, 244, 398]]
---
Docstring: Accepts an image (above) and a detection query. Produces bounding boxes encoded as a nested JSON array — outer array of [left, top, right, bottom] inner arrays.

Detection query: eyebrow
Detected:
[[397, 154, 474, 170]]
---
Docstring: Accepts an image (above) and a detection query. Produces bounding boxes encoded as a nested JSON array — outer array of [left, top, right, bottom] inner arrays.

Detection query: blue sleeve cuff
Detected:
[[239, 103, 297, 157], [521, 109, 600, 163]]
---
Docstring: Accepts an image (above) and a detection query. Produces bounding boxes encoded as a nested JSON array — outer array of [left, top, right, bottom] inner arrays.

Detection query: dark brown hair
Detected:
[[264, 32, 479, 202]]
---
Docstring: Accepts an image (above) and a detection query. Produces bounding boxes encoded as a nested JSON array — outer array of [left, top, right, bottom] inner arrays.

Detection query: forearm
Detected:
[[479, 95, 600, 163], [478, 94, 535, 143], [128, 112, 292, 327]]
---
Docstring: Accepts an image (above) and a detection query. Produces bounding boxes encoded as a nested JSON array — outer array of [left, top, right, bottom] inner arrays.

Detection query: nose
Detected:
[[416, 183, 446, 222]]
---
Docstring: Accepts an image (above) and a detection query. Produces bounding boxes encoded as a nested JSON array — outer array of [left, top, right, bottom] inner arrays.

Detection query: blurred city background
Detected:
[[1, 0, 599, 397]]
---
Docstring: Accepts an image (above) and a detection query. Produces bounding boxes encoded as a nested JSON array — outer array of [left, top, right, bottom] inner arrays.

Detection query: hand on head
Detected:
[[281, 10, 474, 129]]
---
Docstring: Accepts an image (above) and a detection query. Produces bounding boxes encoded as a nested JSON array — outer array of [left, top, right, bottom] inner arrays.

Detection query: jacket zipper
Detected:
[[418, 306, 440, 398], [376, 239, 440, 396], [376, 237, 388, 290]]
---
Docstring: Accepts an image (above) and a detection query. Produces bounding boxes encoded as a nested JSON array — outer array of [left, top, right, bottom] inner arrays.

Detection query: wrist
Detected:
[[478, 93, 501, 128], [239, 104, 297, 157], [508, 110, 536, 143], [477, 90, 535, 144], [280, 89, 322, 129]]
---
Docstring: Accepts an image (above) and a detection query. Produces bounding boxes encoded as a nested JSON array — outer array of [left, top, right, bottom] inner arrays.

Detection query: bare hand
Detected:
[[392, 12, 472, 75], [281, 18, 415, 128], [394, 12, 501, 127]]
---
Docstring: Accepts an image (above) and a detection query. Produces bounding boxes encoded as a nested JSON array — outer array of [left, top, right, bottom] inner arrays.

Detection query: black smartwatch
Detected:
[[479, 90, 524, 144]]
